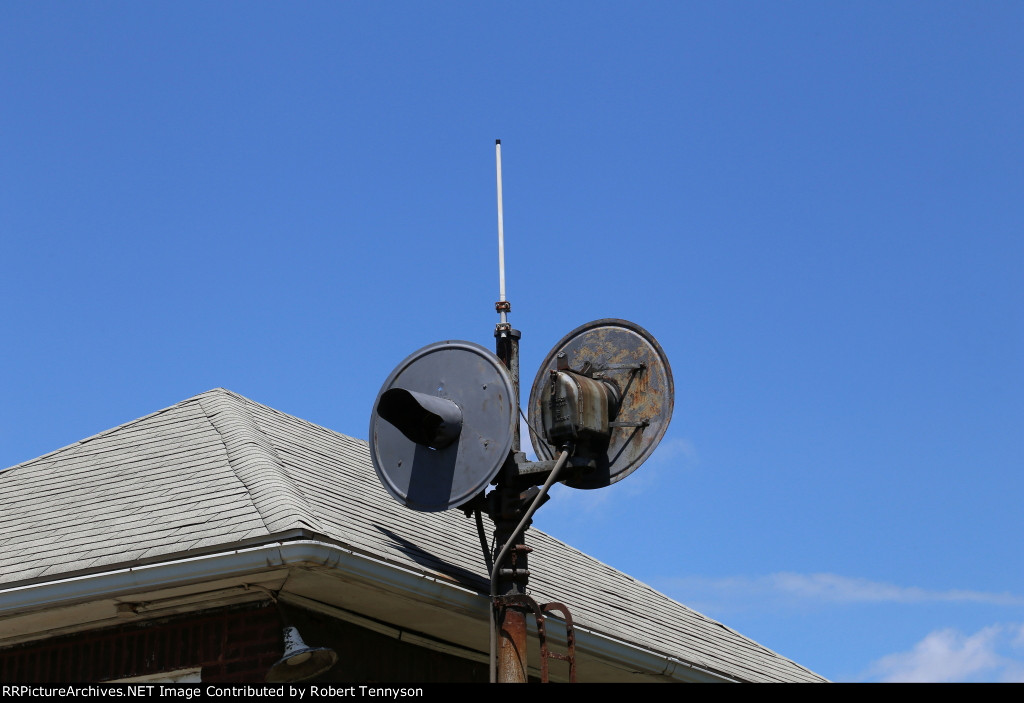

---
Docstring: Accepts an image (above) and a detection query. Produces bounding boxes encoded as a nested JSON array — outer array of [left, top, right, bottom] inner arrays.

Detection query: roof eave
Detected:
[[0, 539, 735, 683]]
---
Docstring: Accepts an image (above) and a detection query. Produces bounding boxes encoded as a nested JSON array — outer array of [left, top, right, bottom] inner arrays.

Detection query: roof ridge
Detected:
[[214, 389, 365, 448], [197, 390, 325, 535], [0, 388, 230, 475]]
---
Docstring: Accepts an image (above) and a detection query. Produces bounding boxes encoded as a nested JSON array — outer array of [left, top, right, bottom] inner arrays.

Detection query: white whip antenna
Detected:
[[495, 139, 509, 325]]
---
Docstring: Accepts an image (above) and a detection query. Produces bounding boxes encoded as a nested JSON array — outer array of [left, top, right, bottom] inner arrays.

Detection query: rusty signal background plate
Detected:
[[527, 319, 674, 489]]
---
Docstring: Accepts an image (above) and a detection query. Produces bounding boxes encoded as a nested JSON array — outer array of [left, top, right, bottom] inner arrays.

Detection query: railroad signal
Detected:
[[367, 142, 674, 683]]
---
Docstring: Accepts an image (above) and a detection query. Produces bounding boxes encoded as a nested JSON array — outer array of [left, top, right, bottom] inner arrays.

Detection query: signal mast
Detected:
[[368, 142, 674, 683]]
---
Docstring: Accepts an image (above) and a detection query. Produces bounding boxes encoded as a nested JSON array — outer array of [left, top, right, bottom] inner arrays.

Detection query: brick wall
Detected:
[[0, 601, 487, 683], [0, 602, 281, 683]]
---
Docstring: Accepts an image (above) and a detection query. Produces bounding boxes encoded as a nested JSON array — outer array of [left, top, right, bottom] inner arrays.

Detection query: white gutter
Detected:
[[0, 539, 733, 683]]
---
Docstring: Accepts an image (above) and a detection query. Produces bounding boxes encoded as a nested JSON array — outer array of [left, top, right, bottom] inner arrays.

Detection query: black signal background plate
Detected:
[[370, 340, 516, 511]]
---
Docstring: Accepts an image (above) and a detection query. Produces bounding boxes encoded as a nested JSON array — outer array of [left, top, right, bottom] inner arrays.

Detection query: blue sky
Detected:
[[2, 2, 1021, 682]]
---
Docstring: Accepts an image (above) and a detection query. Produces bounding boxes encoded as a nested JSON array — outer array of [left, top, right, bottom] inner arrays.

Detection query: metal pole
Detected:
[[489, 450, 571, 683], [495, 139, 507, 326], [493, 139, 518, 453], [495, 328, 521, 453], [490, 138, 528, 683], [492, 518, 529, 683], [493, 308, 525, 682]]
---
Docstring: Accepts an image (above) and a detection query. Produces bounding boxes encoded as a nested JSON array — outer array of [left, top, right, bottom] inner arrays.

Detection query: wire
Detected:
[[474, 508, 493, 574], [518, 406, 554, 461]]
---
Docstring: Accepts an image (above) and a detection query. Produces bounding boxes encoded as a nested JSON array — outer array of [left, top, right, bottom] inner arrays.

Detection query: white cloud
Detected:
[[527, 434, 699, 515], [769, 572, 1024, 606], [1013, 622, 1024, 649], [660, 572, 1024, 682], [665, 572, 1024, 609], [547, 480, 613, 513], [866, 624, 1024, 683]]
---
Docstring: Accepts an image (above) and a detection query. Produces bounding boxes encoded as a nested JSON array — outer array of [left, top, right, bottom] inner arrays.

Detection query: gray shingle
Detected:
[[0, 388, 825, 682]]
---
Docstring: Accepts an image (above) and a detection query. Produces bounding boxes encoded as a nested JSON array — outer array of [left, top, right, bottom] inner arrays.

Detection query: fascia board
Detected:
[[0, 539, 733, 683]]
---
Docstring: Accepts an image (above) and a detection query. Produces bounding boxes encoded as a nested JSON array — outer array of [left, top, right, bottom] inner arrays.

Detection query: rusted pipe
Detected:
[[489, 449, 570, 683]]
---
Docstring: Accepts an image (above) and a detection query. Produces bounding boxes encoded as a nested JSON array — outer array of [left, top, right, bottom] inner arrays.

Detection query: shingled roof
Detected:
[[0, 388, 826, 682]]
